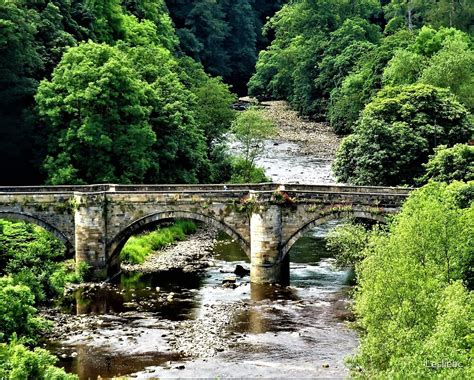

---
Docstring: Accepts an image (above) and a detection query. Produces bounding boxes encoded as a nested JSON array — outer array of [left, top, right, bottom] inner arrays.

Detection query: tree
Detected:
[[175, 57, 236, 144], [36, 42, 156, 184], [222, 0, 257, 94], [0, 277, 43, 344], [85, 0, 125, 43], [350, 181, 474, 377], [122, 0, 178, 50], [0, 1, 43, 184], [328, 29, 415, 134], [181, 0, 230, 77], [125, 44, 211, 183], [249, 0, 382, 118], [333, 84, 473, 185], [382, 26, 474, 109], [419, 144, 474, 184], [231, 107, 275, 182], [326, 223, 369, 268]]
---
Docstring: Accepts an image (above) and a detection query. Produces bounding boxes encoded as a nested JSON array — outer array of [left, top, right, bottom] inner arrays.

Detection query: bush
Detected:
[[333, 84, 473, 186], [326, 223, 369, 268], [0, 277, 45, 344], [120, 220, 198, 264], [0, 341, 77, 380], [229, 157, 270, 184], [419, 144, 474, 184], [350, 181, 474, 377]]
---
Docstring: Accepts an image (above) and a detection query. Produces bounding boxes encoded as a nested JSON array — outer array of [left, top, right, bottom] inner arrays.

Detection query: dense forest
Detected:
[[0, 0, 285, 185], [0, 1, 473, 379], [1, 0, 472, 187]]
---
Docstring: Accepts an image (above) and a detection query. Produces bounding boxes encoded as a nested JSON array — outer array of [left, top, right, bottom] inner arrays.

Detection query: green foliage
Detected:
[[231, 107, 275, 182], [334, 84, 473, 185], [85, 0, 125, 43], [36, 41, 156, 184], [350, 181, 474, 377], [326, 223, 369, 268], [121, 220, 197, 264], [382, 26, 474, 109], [328, 29, 415, 134], [0, 277, 45, 344], [165, 0, 284, 94], [0, 219, 86, 303], [123, 0, 178, 50], [249, 0, 382, 117], [229, 157, 269, 184], [0, 341, 77, 380], [420, 144, 474, 184], [176, 56, 236, 144]]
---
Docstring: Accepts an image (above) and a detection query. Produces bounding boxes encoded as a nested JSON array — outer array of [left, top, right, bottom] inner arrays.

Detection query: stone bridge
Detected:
[[0, 184, 411, 284]]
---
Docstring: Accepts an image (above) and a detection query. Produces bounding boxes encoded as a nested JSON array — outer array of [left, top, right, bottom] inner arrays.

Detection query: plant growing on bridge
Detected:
[[233, 194, 258, 218], [270, 189, 296, 207]]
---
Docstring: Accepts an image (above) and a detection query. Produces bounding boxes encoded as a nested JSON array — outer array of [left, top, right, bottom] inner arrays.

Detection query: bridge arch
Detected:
[[107, 210, 251, 266], [281, 210, 388, 258], [0, 211, 74, 253]]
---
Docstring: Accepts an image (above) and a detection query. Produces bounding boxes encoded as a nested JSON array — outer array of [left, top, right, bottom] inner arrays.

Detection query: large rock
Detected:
[[234, 265, 250, 277]]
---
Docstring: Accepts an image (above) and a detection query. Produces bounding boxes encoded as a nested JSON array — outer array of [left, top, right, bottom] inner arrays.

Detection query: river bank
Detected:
[[121, 225, 218, 274]]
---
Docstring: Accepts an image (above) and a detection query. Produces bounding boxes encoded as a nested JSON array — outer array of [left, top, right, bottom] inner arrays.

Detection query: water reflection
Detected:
[[50, 223, 358, 379], [65, 270, 203, 319]]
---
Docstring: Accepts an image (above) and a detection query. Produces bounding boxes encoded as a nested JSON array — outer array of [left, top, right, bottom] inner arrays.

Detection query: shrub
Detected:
[[326, 223, 369, 268], [419, 144, 474, 184], [0, 277, 45, 344], [0, 341, 77, 380], [229, 157, 269, 184]]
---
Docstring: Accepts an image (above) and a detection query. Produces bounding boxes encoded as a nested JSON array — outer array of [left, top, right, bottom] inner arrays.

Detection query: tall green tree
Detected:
[[333, 84, 473, 186], [36, 42, 156, 184], [0, 1, 43, 184], [85, 0, 125, 43], [222, 0, 257, 94], [231, 107, 275, 182]]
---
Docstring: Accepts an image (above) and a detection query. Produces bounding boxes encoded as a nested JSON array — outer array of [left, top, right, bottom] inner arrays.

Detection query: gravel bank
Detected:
[[245, 99, 341, 159]]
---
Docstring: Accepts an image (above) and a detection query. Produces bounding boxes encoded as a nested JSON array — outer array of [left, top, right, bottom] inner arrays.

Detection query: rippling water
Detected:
[[48, 224, 358, 379]]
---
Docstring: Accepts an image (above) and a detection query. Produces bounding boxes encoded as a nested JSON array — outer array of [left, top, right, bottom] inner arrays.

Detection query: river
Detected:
[[45, 101, 358, 379]]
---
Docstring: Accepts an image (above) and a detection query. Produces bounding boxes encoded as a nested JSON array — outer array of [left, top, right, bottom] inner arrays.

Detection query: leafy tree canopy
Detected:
[[351, 181, 474, 377], [333, 84, 473, 186]]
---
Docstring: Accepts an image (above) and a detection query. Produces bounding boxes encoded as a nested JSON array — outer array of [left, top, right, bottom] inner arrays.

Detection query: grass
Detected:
[[120, 220, 197, 264]]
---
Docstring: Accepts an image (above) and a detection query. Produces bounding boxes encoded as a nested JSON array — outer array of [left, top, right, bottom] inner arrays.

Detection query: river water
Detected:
[[46, 132, 359, 378]]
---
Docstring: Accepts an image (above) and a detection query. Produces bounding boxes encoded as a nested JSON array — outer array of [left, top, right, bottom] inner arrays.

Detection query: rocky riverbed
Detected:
[[259, 100, 341, 159], [231, 99, 341, 184]]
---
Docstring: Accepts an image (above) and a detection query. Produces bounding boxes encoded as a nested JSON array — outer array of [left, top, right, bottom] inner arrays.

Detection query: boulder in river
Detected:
[[234, 265, 250, 277]]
